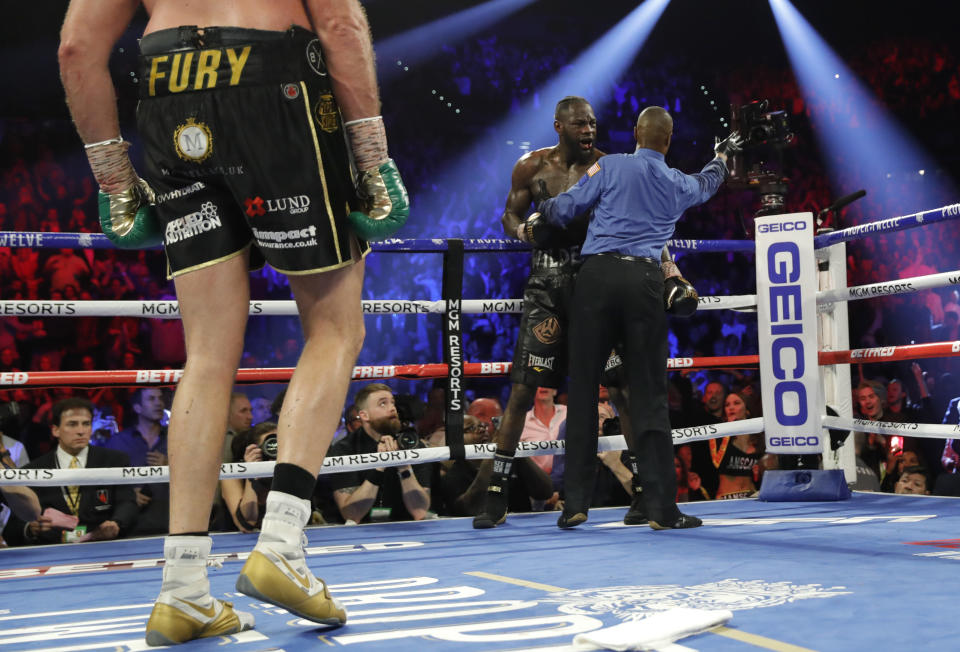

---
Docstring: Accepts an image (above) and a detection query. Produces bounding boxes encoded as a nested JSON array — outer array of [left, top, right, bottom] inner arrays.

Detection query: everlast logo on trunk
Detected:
[[147, 46, 252, 96]]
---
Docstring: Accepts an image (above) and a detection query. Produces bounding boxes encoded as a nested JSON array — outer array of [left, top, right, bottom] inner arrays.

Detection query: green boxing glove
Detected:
[[97, 177, 163, 249], [348, 159, 409, 241]]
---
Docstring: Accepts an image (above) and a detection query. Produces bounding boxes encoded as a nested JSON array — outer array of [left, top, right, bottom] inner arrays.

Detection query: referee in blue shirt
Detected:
[[530, 106, 741, 529]]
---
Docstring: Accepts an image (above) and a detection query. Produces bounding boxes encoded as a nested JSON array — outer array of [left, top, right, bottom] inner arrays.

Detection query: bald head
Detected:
[[634, 106, 673, 154]]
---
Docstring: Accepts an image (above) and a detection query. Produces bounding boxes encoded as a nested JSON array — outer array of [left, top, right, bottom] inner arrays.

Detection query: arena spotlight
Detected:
[[417, 0, 671, 229], [769, 0, 953, 211], [376, 0, 537, 85]]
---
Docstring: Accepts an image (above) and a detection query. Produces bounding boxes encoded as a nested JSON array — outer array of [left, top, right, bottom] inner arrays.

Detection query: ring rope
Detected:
[[813, 202, 960, 249], [0, 419, 765, 487], [822, 416, 960, 440], [817, 269, 960, 306], [2, 341, 957, 389]]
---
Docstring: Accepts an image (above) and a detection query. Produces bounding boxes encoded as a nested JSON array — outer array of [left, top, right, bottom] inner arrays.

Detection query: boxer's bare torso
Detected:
[[142, 0, 312, 35]]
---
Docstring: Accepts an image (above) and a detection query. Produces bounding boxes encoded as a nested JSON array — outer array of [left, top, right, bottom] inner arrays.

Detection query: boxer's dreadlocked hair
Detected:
[[555, 95, 590, 119]]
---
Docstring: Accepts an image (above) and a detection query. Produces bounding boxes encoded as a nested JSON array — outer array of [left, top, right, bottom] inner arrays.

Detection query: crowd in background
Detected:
[[1, 16, 959, 543]]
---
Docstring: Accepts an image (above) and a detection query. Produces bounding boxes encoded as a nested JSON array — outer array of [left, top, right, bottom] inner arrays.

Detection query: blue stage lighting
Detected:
[[416, 0, 671, 231], [376, 0, 537, 85], [769, 0, 953, 211]]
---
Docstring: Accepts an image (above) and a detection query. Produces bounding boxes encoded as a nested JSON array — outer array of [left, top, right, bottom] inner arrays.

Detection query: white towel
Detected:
[[572, 608, 733, 651]]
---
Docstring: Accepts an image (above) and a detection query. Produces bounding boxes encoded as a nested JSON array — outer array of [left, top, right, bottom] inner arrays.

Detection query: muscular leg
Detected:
[[148, 253, 254, 646], [234, 259, 363, 627], [470, 382, 535, 526], [277, 259, 365, 474], [168, 252, 251, 534]]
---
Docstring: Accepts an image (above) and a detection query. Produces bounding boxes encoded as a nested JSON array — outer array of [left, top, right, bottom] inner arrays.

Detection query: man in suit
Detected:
[[4, 397, 137, 545]]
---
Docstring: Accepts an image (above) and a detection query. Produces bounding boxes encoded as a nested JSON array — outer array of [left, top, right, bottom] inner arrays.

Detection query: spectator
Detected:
[[894, 465, 931, 495], [328, 384, 432, 523], [441, 414, 552, 516], [711, 391, 763, 500], [0, 434, 38, 542], [519, 387, 567, 475], [102, 388, 169, 535], [220, 422, 278, 533], [222, 392, 253, 463], [3, 397, 137, 545]]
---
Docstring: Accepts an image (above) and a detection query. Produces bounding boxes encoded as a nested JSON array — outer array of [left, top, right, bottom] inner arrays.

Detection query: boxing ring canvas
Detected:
[[0, 492, 957, 651]]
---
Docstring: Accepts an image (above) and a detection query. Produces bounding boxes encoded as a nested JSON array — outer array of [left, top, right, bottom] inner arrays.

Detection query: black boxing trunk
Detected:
[[510, 270, 575, 388], [137, 26, 368, 277]]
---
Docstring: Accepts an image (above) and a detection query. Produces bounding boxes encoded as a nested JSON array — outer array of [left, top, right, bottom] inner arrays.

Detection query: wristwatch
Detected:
[[399, 469, 413, 480]]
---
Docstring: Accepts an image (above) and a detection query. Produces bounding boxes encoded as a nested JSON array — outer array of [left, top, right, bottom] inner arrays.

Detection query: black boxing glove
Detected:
[[664, 276, 699, 317]]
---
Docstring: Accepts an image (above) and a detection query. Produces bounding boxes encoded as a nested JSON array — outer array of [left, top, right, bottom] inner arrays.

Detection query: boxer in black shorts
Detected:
[[60, 1, 408, 644], [137, 26, 369, 277], [471, 97, 682, 529]]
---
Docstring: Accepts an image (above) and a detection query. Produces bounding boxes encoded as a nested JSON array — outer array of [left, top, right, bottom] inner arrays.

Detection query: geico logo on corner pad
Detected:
[[156, 182, 205, 204], [851, 346, 896, 359], [165, 202, 222, 244], [765, 240, 808, 427], [173, 118, 213, 163], [769, 436, 819, 447], [244, 195, 311, 217], [666, 357, 693, 368], [757, 220, 807, 233], [528, 354, 555, 371]]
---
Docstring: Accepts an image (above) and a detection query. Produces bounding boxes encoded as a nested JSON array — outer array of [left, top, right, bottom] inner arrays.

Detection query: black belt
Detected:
[[595, 253, 659, 266]]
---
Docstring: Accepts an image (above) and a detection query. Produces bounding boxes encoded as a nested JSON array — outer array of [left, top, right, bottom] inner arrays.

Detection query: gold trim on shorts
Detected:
[[272, 239, 370, 276], [166, 244, 251, 280], [300, 81, 342, 264]]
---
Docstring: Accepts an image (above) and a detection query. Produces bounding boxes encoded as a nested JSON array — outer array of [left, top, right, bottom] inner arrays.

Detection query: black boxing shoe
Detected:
[[557, 511, 588, 529], [648, 513, 702, 530], [623, 490, 648, 525], [472, 482, 508, 529]]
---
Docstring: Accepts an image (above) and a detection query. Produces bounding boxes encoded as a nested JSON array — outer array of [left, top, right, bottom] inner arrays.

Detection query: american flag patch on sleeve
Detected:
[[587, 162, 601, 177]]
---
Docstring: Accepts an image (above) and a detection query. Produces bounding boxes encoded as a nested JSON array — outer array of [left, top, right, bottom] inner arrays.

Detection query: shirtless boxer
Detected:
[[470, 97, 696, 529], [59, 0, 408, 644]]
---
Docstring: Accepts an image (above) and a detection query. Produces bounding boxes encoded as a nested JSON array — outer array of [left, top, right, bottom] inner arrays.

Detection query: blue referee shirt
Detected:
[[540, 148, 728, 260]]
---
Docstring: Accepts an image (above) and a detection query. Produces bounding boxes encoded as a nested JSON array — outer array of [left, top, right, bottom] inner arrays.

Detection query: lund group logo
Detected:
[[244, 195, 311, 217]]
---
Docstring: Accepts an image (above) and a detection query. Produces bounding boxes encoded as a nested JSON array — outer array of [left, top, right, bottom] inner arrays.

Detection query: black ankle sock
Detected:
[[492, 451, 514, 477], [272, 463, 317, 500], [169, 531, 208, 537], [628, 454, 642, 491]]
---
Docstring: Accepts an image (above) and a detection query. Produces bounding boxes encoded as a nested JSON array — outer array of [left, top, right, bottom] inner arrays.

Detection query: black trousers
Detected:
[[563, 254, 681, 522]]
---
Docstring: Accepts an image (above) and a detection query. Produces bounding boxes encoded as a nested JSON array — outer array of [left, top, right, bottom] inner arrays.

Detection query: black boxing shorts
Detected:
[[510, 270, 574, 388], [137, 26, 369, 278]]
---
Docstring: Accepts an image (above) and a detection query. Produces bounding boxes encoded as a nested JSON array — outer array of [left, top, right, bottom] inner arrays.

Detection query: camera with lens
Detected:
[[260, 433, 279, 460], [395, 426, 421, 450], [601, 415, 622, 438], [393, 393, 424, 450], [726, 99, 795, 218]]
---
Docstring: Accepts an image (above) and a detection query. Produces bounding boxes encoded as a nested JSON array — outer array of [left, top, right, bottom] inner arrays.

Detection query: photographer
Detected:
[[220, 422, 278, 533], [328, 384, 432, 523]]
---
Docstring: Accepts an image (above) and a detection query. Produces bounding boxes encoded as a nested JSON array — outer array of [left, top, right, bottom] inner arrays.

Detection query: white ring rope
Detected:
[[822, 416, 960, 440], [0, 419, 765, 487], [817, 269, 960, 307], [0, 295, 756, 318]]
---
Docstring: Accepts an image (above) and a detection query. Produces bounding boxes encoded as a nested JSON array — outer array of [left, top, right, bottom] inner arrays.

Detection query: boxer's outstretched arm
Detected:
[[307, 0, 379, 121], [59, 0, 140, 143], [501, 153, 539, 238]]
